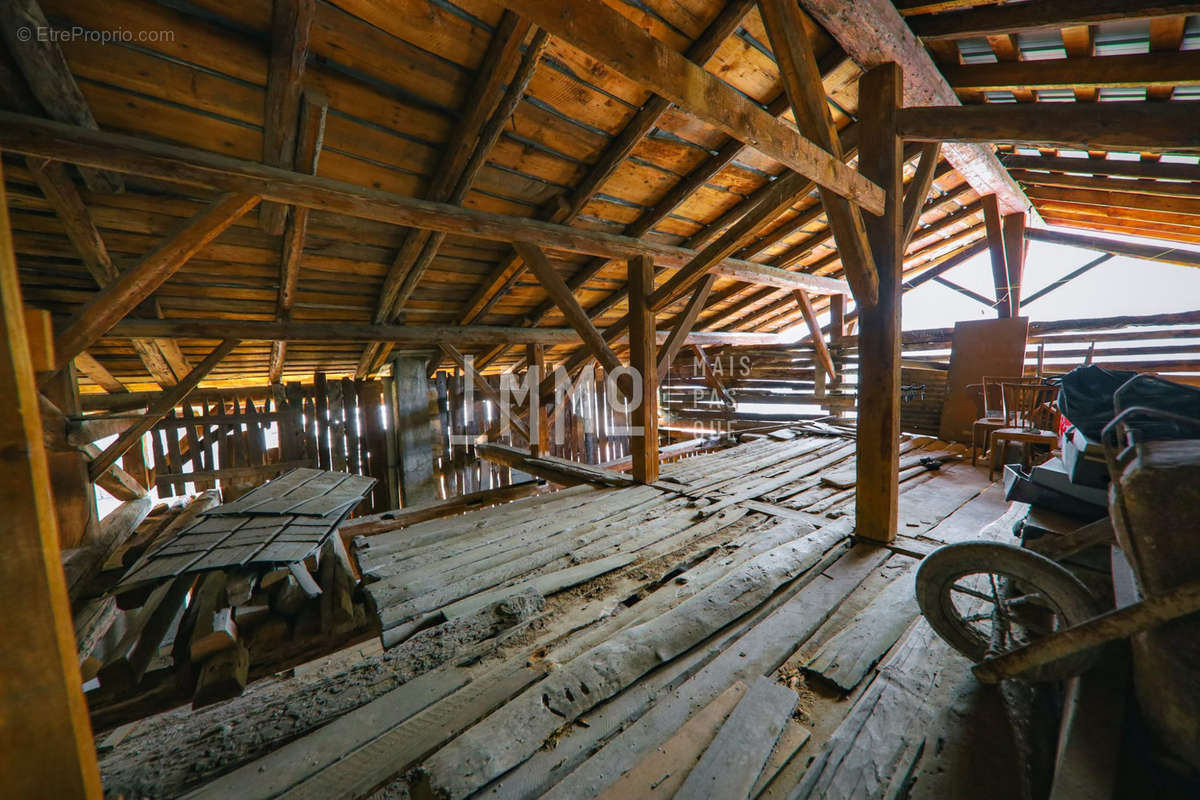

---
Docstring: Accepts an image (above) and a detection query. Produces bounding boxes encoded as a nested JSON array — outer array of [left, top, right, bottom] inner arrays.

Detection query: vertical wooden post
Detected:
[[828, 293, 846, 414], [525, 343, 549, 456], [628, 254, 659, 483], [390, 356, 437, 507], [982, 193, 1009, 317], [0, 159, 103, 797], [855, 63, 904, 544], [1002, 212, 1027, 318]]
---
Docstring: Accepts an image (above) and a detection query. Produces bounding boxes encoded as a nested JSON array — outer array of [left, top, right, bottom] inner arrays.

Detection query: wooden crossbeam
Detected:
[[1001, 154, 1200, 183], [627, 254, 659, 483], [0, 113, 849, 298], [0, 155, 103, 799], [105, 318, 788, 347], [513, 242, 622, 374], [798, 0, 1031, 217], [88, 340, 240, 480], [932, 276, 995, 306], [1026, 227, 1200, 268], [759, 0, 880, 306], [945, 49, 1200, 92], [53, 193, 260, 370], [897, 103, 1200, 152], [909, 0, 1200, 41], [0, 0, 121, 193], [260, 0, 314, 235], [270, 90, 327, 383], [456, 1, 756, 328], [498, 0, 885, 214]]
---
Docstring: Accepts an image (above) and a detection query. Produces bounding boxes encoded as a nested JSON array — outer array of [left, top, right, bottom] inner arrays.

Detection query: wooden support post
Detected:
[[1002, 211, 1027, 318], [854, 62, 904, 544], [526, 343, 549, 457], [390, 357, 438, 507], [981, 193, 1008, 317], [628, 255, 659, 483], [0, 157, 102, 798], [88, 340, 240, 480]]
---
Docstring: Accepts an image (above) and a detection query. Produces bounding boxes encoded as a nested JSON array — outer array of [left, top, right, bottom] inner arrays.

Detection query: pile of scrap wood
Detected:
[[72, 470, 378, 729]]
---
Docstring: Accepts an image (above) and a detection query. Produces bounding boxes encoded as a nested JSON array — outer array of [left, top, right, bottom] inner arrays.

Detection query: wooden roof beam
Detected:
[[944, 49, 1200, 92], [760, 0, 880, 306], [1026, 227, 1200, 268], [270, 89, 327, 384], [798, 0, 1032, 217], [260, 0, 314, 235], [1001, 154, 1200, 183], [103, 318, 785, 348], [0, 114, 851, 297], [909, 0, 1200, 41], [498, 0, 885, 213], [897, 103, 1200, 152]]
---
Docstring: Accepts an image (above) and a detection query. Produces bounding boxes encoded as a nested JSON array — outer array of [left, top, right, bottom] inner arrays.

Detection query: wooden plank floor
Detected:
[[97, 428, 1021, 799]]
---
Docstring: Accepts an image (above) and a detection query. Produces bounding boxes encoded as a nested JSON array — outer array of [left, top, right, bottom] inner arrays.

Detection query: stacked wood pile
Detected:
[[125, 427, 1007, 799], [72, 472, 380, 731]]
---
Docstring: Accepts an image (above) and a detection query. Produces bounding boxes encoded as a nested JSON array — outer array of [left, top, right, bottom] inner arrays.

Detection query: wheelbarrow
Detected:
[[914, 400, 1200, 747]]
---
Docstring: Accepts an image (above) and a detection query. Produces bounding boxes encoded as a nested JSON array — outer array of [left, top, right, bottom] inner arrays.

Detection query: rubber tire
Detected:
[[915, 540, 1103, 682]]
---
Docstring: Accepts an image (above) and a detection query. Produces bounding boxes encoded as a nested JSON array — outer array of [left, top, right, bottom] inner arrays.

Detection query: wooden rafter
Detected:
[[901, 143, 943, 246], [1026, 228, 1200, 269], [657, 276, 717, 379], [498, 0, 885, 214], [53, 193, 259, 370], [909, 0, 1199, 40], [897, 103, 1200, 152], [0, 0, 121, 193], [759, 0, 880, 306], [944, 49, 1200, 92], [260, 0, 314, 235], [1022, 253, 1113, 306], [88, 339, 240, 480], [792, 289, 837, 379], [689, 344, 735, 410], [269, 89, 328, 383], [456, 0, 768, 328]]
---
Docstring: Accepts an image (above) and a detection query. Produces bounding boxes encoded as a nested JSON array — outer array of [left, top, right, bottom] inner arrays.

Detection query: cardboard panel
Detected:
[[938, 317, 1030, 443]]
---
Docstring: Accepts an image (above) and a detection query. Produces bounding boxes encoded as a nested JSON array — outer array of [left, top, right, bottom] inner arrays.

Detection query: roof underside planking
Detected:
[[1, 0, 1196, 392]]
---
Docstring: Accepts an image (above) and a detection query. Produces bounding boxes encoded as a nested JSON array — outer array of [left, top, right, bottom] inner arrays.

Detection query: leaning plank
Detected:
[[410, 524, 846, 800], [64, 495, 152, 600], [475, 442, 635, 487], [339, 480, 542, 542], [595, 682, 749, 800], [674, 676, 797, 800], [0, 113, 851, 296], [54, 196, 259, 368], [804, 563, 920, 692]]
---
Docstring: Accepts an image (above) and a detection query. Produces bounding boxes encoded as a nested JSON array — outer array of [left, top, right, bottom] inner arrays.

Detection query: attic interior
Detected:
[[4, 0, 1200, 797]]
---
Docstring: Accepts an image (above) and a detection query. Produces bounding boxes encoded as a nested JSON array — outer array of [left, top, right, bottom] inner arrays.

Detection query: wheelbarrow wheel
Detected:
[[915, 540, 1104, 682]]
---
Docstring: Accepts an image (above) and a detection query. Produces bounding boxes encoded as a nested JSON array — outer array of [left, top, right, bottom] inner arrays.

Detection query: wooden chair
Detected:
[[988, 381, 1061, 480], [971, 375, 1042, 466]]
